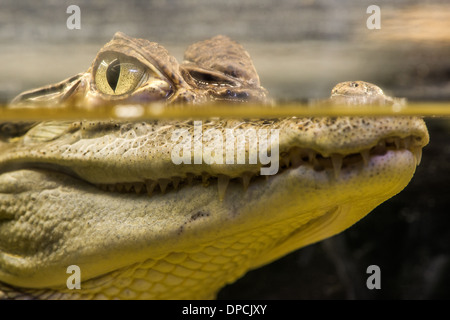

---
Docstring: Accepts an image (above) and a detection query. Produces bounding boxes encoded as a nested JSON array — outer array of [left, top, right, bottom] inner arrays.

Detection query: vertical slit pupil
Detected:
[[106, 59, 121, 92]]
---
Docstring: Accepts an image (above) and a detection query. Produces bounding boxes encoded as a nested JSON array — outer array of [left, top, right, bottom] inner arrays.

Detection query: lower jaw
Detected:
[[0, 150, 416, 292]]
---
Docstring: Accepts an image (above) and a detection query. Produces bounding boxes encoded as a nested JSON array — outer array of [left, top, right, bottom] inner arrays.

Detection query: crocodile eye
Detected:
[[106, 59, 120, 92], [94, 53, 146, 95]]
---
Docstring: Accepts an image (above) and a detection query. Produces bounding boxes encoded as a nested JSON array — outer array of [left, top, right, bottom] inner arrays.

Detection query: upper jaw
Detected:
[[92, 133, 425, 201], [0, 115, 428, 201]]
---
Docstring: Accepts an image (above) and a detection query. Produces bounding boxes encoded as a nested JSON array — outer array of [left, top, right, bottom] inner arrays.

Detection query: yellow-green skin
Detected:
[[0, 33, 429, 299]]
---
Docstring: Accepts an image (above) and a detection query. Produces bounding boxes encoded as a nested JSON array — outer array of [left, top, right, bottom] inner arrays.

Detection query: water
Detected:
[[2, 102, 450, 120], [1, 0, 450, 300]]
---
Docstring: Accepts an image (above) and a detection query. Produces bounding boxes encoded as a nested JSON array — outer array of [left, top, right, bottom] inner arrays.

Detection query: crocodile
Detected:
[[0, 33, 429, 299]]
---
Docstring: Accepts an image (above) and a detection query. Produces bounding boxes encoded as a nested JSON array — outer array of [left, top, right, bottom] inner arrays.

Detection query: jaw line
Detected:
[[0, 149, 417, 288]]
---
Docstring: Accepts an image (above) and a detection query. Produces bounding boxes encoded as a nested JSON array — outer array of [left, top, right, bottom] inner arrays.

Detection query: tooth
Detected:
[[242, 172, 252, 191], [312, 157, 322, 171], [281, 156, 290, 168], [133, 182, 144, 194], [202, 173, 210, 187], [172, 177, 181, 190], [307, 150, 316, 164], [124, 183, 133, 192], [217, 174, 230, 201], [107, 184, 115, 192], [360, 150, 370, 165], [331, 154, 343, 179], [145, 180, 157, 196], [158, 179, 170, 194], [186, 173, 194, 185], [394, 137, 401, 150], [290, 148, 302, 168], [280, 152, 289, 168], [403, 137, 411, 149], [412, 147, 422, 165], [115, 184, 124, 193]]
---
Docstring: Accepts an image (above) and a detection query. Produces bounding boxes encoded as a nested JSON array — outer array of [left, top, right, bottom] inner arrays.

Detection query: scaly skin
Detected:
[[0, 33, 428, 299]]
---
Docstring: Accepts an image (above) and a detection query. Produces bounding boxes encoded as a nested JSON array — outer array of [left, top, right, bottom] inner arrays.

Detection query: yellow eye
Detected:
[[94, 53, 146, 95]]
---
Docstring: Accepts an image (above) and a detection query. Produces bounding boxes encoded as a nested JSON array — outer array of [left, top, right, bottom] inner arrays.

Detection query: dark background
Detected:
[[1, 0, 449, 299]]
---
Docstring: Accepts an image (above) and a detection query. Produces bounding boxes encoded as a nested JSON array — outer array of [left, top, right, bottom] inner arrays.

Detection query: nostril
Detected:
[[225, 90, 249, 100], [236, 92, 249, 99]]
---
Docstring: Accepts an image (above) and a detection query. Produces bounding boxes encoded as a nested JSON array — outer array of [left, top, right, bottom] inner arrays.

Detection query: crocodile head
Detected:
[[11, 32, 269, 107], [0, 34, 428, 299]]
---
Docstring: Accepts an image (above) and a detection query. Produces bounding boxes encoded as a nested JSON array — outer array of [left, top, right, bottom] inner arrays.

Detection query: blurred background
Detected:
[[2, 0, 450, 103], [1, 0, 449, 299]]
